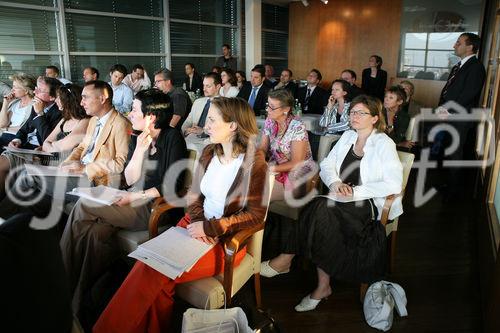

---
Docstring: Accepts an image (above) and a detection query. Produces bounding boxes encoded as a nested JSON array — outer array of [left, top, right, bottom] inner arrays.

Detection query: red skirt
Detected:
[[93, 213, 247, 333]]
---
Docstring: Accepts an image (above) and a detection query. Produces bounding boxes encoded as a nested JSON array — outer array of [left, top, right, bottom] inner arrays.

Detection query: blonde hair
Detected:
[[10, 73, 36, 98], [350, 95, 386, 132], [210, 97, 259, 157]]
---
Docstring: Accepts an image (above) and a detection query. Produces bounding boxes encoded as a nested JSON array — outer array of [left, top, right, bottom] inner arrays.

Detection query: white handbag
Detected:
[[181, 294, 253, 333], [363, 280, 408, 331]]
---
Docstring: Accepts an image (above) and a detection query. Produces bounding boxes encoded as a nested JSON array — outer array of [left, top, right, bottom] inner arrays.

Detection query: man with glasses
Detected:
[[7, 76, 62, 150], [181, 72, 222, 136], [153, 68, 191, 129]]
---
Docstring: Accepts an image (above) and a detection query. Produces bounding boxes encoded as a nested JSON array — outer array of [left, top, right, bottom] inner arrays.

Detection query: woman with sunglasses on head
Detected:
[[260, 89, 314, 202], [42, 83, 90, 161], [261, 95, 403, 313], [93, 97, 269, 333]]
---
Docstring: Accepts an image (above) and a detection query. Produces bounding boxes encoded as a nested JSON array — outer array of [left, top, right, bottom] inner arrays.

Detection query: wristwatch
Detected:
[[141, 190, 147, 200], [387, 125, 394, 130]]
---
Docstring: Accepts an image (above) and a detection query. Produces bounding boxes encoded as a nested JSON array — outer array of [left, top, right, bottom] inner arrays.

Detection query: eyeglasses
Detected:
[[265, 103, 283, 111], [349, 110, 371, 117], [154, 79, 166, 85]]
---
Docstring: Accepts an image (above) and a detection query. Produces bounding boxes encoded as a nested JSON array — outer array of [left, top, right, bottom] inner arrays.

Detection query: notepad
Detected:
[[25, 164, 83, 177], [320, 193, 356, 203], [6, 146, 54, 156], [129, 226, 215, 279], [66, 185, 126, 205]]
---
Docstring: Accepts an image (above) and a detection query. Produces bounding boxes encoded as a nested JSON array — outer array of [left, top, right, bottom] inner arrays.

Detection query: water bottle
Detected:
[[296, 102, 302, 117], [195, 89, 201, 99]]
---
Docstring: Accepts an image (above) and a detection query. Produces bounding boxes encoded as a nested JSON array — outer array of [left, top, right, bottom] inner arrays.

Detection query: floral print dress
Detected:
[[262, 115, 314, 189]]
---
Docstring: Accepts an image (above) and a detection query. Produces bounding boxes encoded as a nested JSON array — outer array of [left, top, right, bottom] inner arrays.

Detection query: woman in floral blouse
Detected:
[[260, 89, 314, 201]]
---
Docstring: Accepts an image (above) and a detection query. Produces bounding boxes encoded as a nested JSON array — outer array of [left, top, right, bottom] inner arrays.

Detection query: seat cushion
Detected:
[[116, 225, 170, 254], [176, 254, 255, 309]]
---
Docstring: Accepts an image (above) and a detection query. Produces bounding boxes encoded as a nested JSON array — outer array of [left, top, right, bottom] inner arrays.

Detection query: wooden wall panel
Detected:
[[289, 0, 402, 90]]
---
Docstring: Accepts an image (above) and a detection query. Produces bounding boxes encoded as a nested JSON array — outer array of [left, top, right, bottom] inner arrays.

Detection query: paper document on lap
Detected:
[[129, 226, 215, 279]]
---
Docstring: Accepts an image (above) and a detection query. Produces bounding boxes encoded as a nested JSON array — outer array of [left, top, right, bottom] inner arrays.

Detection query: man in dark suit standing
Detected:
[[237, 65, 270, 115], [273, 68, 298, 98], [297, 69, 328, 115], [435, 32, 486, 200]]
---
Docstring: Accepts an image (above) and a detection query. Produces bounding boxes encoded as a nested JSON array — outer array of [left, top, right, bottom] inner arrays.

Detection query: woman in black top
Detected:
[[60, 89, 187, 320], [361, 55, 387, 102], [383, 85, 414, 149]]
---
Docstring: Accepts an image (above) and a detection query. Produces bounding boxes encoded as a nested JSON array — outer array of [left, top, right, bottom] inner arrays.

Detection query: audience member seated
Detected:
[[362, 55, 387, 102], [42, 84, 90, 161], [182, 72, 222, 136], [235, 70, 247, 90], [318, 79, 352, 136], [399, 80, 421, 118], [237, 64, 270, 115], [45, 65, 71, 85], [93, 97, 268, 333], [0, 81, 11, 105], [264, 64, 276, 87], [108, 64, 134, 114], [182, 63, 203, 93], [219, 68, 239, 97], [6, 76, 62, 151], [384, 86, 414, 149], [260, 89, 314, 201], [414, 71, 435, 80], [214, 43, 237, 71], [60, 88, 187, 319], [211, 66, 222, 74], [123, 64, 151, 95], [297, 68, 328, 115], [0, 80, 131, 219], [154, 68, 192, 130], [0, 213, 73, 333], [0, 83, 89, 199], [0, 73, 36, 147], [83, 66, 99, 82], [261, 95, 403, 313], [341, 69, 364, 99], [273, 68, 298, 98]]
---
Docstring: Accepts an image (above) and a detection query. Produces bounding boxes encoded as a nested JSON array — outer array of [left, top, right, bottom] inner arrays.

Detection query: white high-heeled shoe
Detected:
[[260, 260, 290, 278], [294, 294, 325, 312]]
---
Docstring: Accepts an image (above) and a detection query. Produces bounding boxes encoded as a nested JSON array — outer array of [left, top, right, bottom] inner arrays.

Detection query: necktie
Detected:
[[441, 61, 461, 100], [304, 88, 312, 110], [197, 99, 211, 128], [81, 120, 102, 164], [248, 87, 258, 108]]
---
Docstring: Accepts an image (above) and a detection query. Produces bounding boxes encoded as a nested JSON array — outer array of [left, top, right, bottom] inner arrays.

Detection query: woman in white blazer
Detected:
[[260, 95, 403, 312]]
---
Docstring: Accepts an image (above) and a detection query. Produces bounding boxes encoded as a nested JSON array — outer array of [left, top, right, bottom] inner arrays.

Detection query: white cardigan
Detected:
[[319, 129, 403, 220]]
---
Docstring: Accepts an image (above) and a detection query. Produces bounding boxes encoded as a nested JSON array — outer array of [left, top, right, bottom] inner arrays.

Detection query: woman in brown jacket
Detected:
[[94, 97, 269, 333]]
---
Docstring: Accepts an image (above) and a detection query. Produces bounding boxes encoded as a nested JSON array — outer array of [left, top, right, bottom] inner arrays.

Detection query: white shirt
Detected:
[[200, 153, 244, 219], [319, 129, 403, 220], [5, 100, 33, 131], [219, 86, 239, 98], [80, 110, 113, 165], [123, 72, 151, 94], [459, 54, 476, 68]]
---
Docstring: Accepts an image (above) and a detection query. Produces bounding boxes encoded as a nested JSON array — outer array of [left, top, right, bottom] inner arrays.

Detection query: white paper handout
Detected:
[[6, 146, 54, 156], [25, 164, 83, 177], [129, 226, 215, 279], [320, 192, 357, 203], [66, 185, 126, 205]]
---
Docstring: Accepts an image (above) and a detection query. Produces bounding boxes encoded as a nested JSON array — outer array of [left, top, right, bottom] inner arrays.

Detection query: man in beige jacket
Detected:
[[61, 80, 131, 186]]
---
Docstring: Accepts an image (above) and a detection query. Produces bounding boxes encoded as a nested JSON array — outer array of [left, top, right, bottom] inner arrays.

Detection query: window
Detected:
[[262, 3, 288, 77], [169, 0, 238, 84], [398, 0, 484, 80]]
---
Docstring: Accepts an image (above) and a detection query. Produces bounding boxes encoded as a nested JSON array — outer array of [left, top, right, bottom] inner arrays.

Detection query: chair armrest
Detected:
[[222, 224, 264, 305], [148, 198, 176, 238], [380, 194, 396, 227]]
